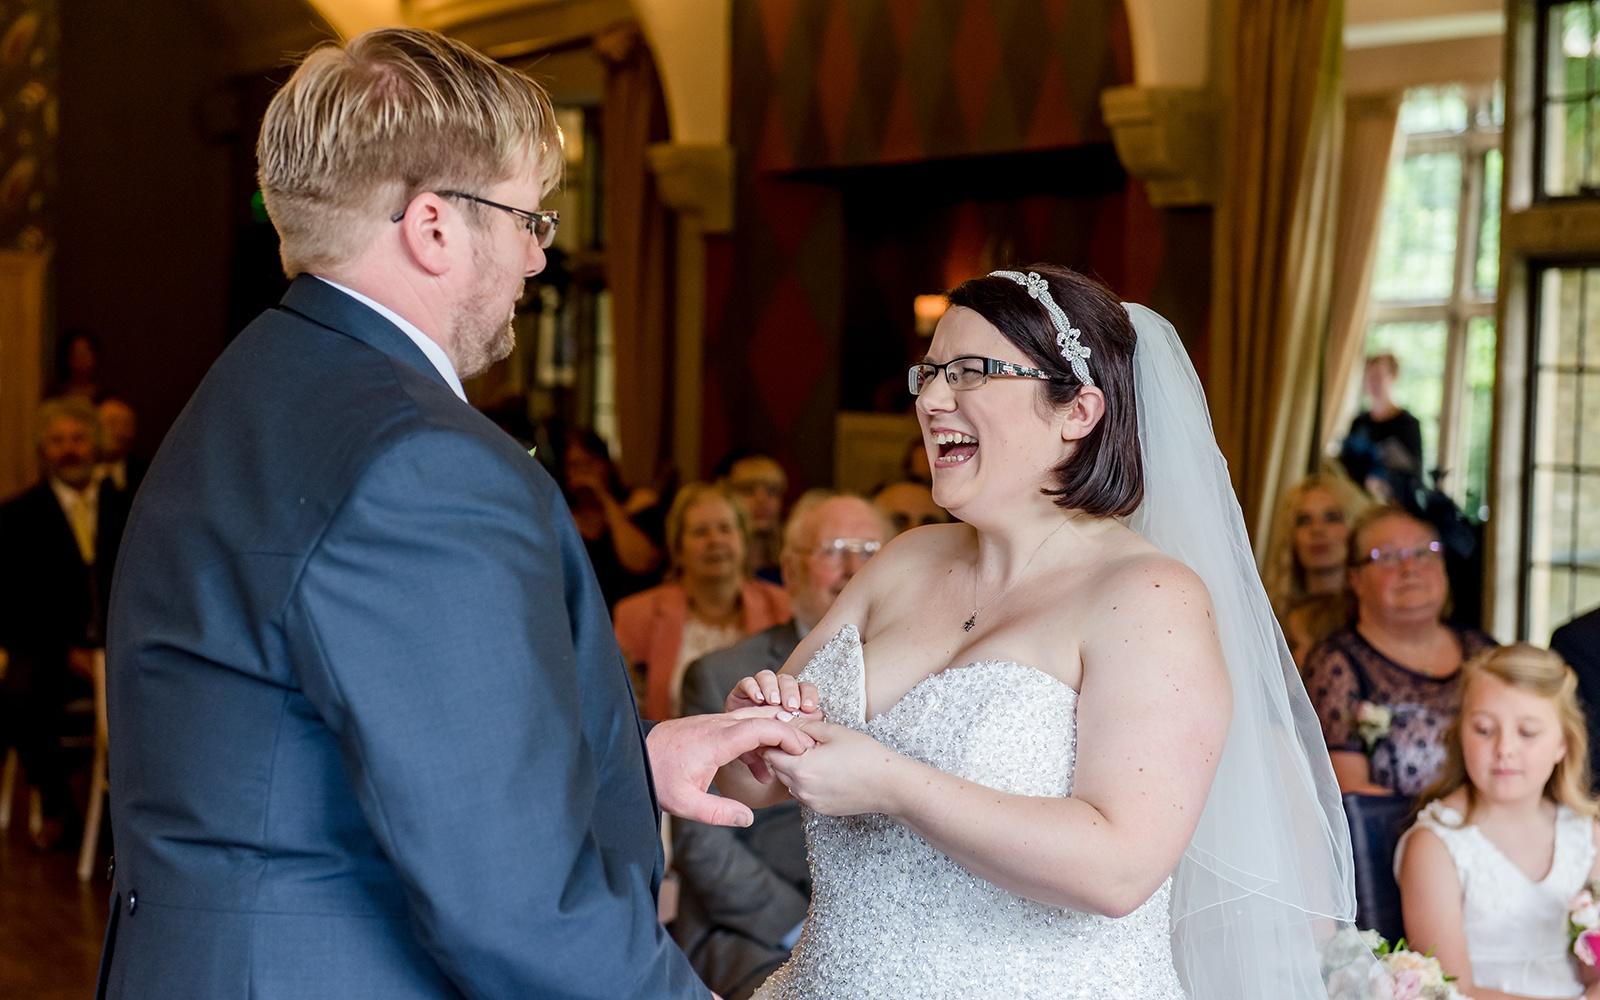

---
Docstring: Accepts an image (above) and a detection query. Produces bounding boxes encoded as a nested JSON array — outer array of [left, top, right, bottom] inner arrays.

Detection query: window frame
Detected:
[[1362, 86, 1502, 512], [1518, 261, 1600, 638]]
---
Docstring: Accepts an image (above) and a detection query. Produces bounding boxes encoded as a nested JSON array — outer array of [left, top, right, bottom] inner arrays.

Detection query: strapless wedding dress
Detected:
[[751, 624, 1185, 1000]]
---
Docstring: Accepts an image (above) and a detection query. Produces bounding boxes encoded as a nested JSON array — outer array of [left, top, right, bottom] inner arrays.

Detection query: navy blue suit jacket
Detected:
[[98, 276, 706, 999]]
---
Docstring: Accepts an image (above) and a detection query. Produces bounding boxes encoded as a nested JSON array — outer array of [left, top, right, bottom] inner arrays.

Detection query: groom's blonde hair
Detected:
[[257, 27, 562, 277]]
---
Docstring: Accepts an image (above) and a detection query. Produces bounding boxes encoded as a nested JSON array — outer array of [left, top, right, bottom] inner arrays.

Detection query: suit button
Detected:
[[126, 891, 137, 915]]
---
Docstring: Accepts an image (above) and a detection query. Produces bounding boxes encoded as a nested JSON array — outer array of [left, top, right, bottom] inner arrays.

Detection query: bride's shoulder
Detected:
[[1077, 542, 1218, 647], [869, 520, 971, 566], [1085, 537, 1211, 609]]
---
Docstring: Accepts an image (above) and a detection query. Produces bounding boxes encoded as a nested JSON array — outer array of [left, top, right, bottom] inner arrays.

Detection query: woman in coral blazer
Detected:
[[614, 482, 789, 720]]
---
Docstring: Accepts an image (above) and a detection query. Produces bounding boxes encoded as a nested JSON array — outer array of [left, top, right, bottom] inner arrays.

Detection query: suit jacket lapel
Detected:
[[275, 275, 453, 393], [33, 483, 87, 571]]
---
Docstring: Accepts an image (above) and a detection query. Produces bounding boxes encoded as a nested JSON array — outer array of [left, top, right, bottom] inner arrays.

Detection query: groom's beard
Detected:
[[454, 310, 516, 381], [453, 245, 521, 381]]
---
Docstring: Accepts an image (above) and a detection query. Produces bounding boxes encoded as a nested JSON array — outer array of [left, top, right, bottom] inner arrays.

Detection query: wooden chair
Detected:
[[77, 649, 108, 880], [0, 747, 44, 837]]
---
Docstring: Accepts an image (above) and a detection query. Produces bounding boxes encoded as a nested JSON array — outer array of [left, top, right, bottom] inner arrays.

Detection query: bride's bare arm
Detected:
[[773, 557, 1231, 916]]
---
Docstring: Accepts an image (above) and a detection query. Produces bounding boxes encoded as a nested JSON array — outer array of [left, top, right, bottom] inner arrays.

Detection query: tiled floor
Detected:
[[0, 821, 109, 999]]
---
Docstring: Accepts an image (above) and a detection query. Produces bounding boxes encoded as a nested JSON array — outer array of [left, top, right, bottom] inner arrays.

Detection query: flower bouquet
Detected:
[[1569, 884, 1600, 966], [1323, 929, 1470, 999]]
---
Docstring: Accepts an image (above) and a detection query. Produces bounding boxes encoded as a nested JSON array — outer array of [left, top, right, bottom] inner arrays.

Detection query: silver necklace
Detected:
[[963, 520, 1070, 632]]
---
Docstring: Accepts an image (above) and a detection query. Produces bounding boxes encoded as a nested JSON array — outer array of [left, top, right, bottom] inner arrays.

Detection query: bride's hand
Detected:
[[726, 669, 820, 715], [725, 670, 822, 783], [763, 721, 908, 817]]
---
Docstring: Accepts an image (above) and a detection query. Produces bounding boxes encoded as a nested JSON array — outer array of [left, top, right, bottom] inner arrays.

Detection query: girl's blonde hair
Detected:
[[1264, 471, 1370, 617], [1417, 643, 1597, 820]]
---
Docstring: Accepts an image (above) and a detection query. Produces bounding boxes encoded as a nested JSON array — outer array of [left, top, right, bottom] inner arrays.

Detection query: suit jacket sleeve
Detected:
[[286, 428, 705, 999], [672, 651, 809, 946]]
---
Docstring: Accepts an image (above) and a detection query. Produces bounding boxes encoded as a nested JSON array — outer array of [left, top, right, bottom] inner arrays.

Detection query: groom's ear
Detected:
[[393, 191, 457, 277], [1058, 386, 1106, 444]]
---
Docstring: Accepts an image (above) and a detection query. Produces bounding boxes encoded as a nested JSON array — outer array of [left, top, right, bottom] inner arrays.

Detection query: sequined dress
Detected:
[[752, 625, 1185, 1000]]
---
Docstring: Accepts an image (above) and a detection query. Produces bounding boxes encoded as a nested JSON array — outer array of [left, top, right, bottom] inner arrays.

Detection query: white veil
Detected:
[[1122, 303, 1374, 998]]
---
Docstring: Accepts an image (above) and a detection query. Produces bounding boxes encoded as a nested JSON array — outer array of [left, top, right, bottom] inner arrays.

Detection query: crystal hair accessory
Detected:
[[988, 270, 1094, 386]]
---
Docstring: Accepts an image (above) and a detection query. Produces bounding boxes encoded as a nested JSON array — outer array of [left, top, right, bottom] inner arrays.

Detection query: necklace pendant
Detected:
[[962, 613, 977, 632]]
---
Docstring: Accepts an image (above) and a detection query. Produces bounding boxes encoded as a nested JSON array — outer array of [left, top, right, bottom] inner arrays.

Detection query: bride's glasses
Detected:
[[907, 356, 1067, 396]]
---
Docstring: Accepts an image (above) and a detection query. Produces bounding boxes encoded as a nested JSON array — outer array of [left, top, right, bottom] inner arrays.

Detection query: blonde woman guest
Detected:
[[615, 483, 789, 720], [1396, 645, 1600, 999], [1265, 473, 1369, 666], [1305, 505, 1498, 797]]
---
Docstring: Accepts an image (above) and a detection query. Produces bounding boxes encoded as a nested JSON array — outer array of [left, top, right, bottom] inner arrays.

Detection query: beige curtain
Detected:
[[1320, 92, 1403, 451], [1210, 0, 1345, 561], [595, 23, 673, 488], [0, 249, 48, 500]]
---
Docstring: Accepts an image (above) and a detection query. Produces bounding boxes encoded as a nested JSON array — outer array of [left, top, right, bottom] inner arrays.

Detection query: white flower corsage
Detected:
[[1355, 701, 1393, 753]]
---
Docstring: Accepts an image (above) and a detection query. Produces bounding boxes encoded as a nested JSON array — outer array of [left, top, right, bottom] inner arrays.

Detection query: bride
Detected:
[[714, 265, 1365, 998]]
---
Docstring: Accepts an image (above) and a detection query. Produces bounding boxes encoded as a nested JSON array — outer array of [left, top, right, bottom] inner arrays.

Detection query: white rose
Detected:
[[1576, 903, 1600, 929]]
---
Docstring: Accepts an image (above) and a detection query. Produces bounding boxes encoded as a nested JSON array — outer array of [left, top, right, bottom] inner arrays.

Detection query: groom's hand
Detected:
[[647, 707, 817, 827]]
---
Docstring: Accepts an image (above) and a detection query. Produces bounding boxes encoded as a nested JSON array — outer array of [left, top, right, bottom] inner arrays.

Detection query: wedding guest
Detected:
[[1265, 473, 1369, 667], [723, 454, 788, 584], [54, 330, 106, 402], [96, 396, 147, 495], [1340, 353, 1424, 500], [1552, 606, 1600, 791], [872, 479, 949, 536], [671, 492, 891, 999], [559, 426, 663, 607], [1305, 505, 1498, 797], [1396, 644, 1600, 999], [615, 482, 789, 719], [0, 397, 130, 847]]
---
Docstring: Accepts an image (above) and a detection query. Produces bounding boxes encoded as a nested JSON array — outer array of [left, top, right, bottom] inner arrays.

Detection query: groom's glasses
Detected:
[[908, 356, 1067, 396], [391, 190, 560, 248]]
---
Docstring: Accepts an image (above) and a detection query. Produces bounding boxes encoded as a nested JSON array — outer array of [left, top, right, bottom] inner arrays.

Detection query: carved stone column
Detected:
[[0, 249, 48, 498], [646, 141, 732, 478], [1099, 86, 1218, 207]]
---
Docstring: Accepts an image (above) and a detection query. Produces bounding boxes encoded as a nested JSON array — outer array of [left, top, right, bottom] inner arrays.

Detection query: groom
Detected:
[[97, 28, 810, 999]]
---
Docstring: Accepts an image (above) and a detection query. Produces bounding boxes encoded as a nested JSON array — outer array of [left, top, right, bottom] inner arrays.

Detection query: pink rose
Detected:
[[1575, 928, 1600, 966], [1389, 968, 1424, 1000]]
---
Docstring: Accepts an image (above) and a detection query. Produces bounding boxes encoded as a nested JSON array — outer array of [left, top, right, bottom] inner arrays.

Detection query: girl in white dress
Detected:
[[1397, 643, 1600, 999]]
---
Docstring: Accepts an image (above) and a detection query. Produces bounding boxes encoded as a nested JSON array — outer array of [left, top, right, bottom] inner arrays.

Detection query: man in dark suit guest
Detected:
[[98, 28, 811, 1000], [96, 396, 147, 496], [673, 493, 892, 998], [0, 396, 130, 848], [1552, 606, 1600, 788]]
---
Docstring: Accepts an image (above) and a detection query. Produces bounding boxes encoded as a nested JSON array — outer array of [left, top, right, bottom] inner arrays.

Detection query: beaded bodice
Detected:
[[752, 625, 1185, 1000]]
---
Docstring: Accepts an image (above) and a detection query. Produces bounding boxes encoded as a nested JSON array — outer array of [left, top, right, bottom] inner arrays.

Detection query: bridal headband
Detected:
[[988, 270, 1094, 387]]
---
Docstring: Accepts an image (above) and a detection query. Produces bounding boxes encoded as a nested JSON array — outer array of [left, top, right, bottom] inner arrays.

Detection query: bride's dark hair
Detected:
[[945, 264, 1142, 517]]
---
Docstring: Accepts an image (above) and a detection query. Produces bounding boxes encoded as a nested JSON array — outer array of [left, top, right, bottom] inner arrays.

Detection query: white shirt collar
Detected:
[[49, 475, 98, 517], [313, 276, 466, 401]]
